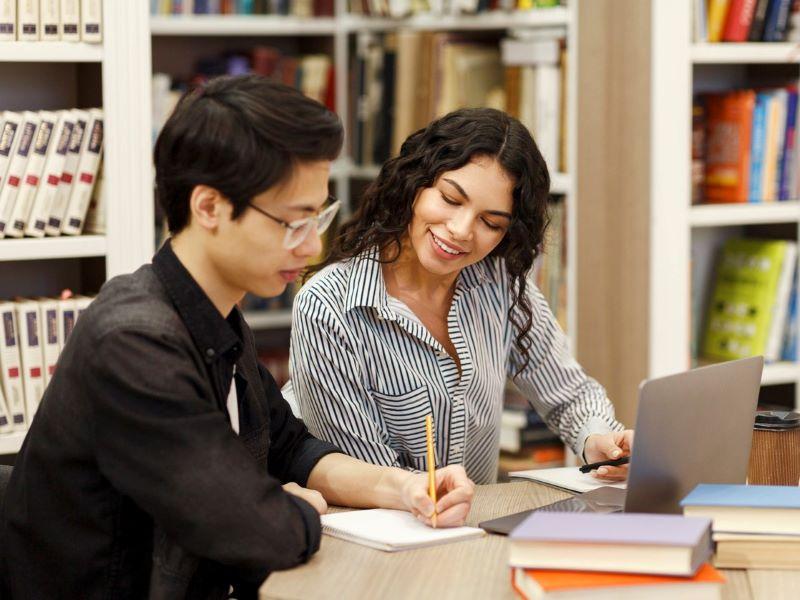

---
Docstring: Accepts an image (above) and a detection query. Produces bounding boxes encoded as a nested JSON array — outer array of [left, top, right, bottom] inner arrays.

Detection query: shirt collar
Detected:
[[152, 239, 244, 364], [343, 246, 493, 314]]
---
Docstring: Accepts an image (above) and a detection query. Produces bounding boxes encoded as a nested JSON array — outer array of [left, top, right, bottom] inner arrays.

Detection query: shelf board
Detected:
[[689, 202, 800, 227], [342, 8, 570, 32], [244, 309, 292, 330], [691, 42, 800, 64], [0, 41, 103, 62], [0, 431, 25, 455], [150, 15, 338, 35], [550, 172, 571, 195], [762, 362, 800, 386], [0, 235, 108, 261]]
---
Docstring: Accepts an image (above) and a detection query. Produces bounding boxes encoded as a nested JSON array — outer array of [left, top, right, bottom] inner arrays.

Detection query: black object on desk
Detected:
[[578, 456, 630, 473]]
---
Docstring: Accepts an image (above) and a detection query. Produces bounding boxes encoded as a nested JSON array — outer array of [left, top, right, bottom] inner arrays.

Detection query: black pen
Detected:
[[578, 456, 630, 473]]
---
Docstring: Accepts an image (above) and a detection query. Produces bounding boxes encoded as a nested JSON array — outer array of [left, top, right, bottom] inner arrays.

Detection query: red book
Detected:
[[723, 0, 759, 41]]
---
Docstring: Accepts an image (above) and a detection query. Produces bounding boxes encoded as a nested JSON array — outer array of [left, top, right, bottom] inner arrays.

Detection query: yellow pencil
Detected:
[[425, 414, 437, 528]]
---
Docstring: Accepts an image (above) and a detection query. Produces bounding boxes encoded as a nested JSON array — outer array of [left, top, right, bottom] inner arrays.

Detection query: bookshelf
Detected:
[[0, 0, 154, 455], [576, 0, 800, 428]]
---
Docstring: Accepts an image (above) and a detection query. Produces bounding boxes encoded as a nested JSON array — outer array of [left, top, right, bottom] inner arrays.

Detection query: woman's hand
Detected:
[[399, 465, 475, 528], [583, 430, 635, 481]]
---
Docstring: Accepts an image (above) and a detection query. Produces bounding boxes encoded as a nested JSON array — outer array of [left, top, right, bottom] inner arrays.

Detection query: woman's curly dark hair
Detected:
[[314, 107, 550, 376]]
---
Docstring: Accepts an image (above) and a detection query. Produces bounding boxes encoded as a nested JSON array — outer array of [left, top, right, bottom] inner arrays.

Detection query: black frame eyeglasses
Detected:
[[247, 195, 341, 250]]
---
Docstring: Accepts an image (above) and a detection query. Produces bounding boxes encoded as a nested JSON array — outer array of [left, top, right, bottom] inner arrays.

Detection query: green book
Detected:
[[702, 238, 797, 362]]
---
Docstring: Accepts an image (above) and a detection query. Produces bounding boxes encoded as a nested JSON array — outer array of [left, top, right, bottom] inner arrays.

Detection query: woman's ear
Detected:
[[188, 185, 226, 231]]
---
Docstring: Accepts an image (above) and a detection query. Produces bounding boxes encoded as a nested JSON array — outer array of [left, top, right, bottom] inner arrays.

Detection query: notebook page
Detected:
[[509, 467, 627, 494]]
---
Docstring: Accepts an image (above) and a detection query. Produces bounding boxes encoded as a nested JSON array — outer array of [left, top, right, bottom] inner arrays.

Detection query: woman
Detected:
[[284, 108, 633, 485]]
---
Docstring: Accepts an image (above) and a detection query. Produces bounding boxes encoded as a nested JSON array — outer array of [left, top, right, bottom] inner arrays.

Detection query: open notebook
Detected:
[[321, 509, 486, 552], [509, 467, 627, 494]]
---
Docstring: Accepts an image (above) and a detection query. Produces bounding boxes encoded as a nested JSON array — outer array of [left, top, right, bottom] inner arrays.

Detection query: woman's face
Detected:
[[407, 156, 514, 278]]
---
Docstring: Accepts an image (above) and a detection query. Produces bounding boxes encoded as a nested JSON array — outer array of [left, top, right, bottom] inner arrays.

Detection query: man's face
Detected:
[[207, 160, 331, 299]]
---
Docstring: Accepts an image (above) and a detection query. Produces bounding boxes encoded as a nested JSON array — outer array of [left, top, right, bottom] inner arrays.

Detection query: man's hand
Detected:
[[583, 430, 635, 481], [400, 465, 475, 528], [283, 482, 328, 515]]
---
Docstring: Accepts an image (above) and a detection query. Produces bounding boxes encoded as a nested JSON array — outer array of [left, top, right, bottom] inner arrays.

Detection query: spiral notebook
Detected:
[[321, 509, 486, 552]]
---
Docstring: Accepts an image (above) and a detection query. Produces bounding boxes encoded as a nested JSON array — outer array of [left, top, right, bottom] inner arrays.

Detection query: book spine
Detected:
[[61, 109, 102, 235], [82, 161, 104, 234], [0, 113, 40, 238], [17, 0, 39, 41], [723, 0, 758, 41], [16, 303, 44, 425], [0, 112, 23, 192], [47, 109, 87, 235], [25, 112, 73, 237], [0, 0, 15, 41], [749, 0, 771, 39], [38, 300, 60, 387], [766, 242, 797, 360], [764, 0, 792, 41], [80, 0, 102, 43], [779, 90, 797, 201], [708, 0, 732, 42], [56, 298, 76, 351], [7, 111, 57, 238], [0, 305, 26, 431], [749, 94, 768, 202], [535, 63, 561, 174], [60, 0, 80, 41], [761, 91, 785, 202], [40, 0, 61, 41]]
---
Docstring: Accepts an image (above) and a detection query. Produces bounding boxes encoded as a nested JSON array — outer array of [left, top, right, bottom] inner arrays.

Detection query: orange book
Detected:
[[511, 563, 725, 599], [704, 90, 756, 203]]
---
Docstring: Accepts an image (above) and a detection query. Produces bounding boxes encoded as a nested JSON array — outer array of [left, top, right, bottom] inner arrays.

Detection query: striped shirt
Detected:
[[283, 248, 624, 484]]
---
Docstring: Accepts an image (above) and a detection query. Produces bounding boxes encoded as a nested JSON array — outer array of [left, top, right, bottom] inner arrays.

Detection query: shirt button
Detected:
[[205, 348, 215, 358], [453, 444, 462, 453]]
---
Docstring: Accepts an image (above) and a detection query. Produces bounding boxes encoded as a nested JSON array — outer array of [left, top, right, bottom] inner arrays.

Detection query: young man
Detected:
[[0, 75, 474, 599]]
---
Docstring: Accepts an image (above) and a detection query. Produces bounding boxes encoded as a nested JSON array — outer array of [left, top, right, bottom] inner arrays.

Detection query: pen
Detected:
[[425, 414, 437, 528], [579, 456, 630, 473]]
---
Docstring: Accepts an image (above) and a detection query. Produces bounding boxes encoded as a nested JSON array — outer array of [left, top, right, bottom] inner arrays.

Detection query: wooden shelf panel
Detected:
[[689, 202, 800, 227], [0, 235, 107, 262], [0, 42, 103, 62]]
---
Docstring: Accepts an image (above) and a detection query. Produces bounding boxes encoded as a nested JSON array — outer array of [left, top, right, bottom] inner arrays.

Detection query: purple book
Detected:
[[510, 512, 712, 547]]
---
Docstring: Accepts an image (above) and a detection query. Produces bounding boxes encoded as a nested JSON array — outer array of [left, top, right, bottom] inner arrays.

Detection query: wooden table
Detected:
[[260, 481, 800, 600]]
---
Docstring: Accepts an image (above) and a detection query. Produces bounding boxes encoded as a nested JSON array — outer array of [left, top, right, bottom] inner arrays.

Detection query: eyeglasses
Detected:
[[247, 195, 341, 250]]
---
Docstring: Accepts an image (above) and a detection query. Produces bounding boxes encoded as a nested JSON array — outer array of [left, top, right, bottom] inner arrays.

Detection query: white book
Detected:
[[0, 0, 15, 41], [182, 0, 195, 15], [0, 384, 11, 433], [762, 90, 786, 202], [766, 242, 798, 361], [40, 0, 60, 40], [72, 294, 93, 319], [80, 0, 101, 43], [17, 0, 39, 41], [0, 303, 25, 431], [37, 299, 60, 387], [7, 110, 58, 238], [59, 0, 79, 41], [46, 108, 87, 235], [534, 63, 561, 173], [501, 37, 561, 67], [0, 112, 40, 239], [62, 108, 102, 235], [518, 66, 537, 143], [25, 112, 73, 237], [0, 112, 24, 195], [321, 509, 485, 552], [82, 160, 104, 234], [15, 300, 45, 425], [57, 297, 77, 351]]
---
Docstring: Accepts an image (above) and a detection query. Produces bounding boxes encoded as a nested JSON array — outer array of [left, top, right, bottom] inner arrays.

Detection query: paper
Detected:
[[509, 466, 627, 494], [321, 509, 485, 552]]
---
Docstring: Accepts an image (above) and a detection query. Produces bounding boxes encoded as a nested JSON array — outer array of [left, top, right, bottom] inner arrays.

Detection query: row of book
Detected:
[[701, 238, 796, 363], [0, 0, 101, 42], [151, 0, 335, 17], [696, 0, 800, 43], [351, 27, 566, 173], [0, 295, 92, 434], [348, 0, 561, 18], [694, 87, 799, 204], [0, 109, 104, 238]]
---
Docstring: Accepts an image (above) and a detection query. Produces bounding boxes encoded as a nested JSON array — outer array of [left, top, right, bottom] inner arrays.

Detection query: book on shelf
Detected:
[[17, 0, 39, 41], [347, 0, 563, 18], [61, 108, 103, 236], [56, 296, 76, 351], [697, 0, 795, 42], [152, 0, 335, 16], [681, 483, 800, 535], [37, 298, 59, 386], [701, 238, 797, 362], [508, 512, 713, 577], [80, 0, 102, 43], [60, 0, 80, 42], [47, 108, 88, 235], [0, 0, 14, 41], [0, 111, 40, 237], [82, 158, 104, 234], [0, 301, 25, 431], [703, 90, 755, 203], [511, 564, 725, 600], [692, 96, 706, 205], [15, 299, 44, 423], [0, 112, 23, 199], [40, 0, 60, 41]]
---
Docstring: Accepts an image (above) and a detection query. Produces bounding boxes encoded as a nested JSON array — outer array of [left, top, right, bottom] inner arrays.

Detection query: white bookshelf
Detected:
[[0, 0, 154, 454], [577, 1, 800, 426], [339, 8, 571, 32], [244, 310, 293, 330], [150, 15, 338, 35]]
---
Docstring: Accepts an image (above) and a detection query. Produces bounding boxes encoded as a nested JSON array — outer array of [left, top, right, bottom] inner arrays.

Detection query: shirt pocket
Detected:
[[370, 386, 432, 458]]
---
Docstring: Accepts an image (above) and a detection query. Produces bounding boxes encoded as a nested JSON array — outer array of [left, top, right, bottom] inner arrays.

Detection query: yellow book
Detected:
[[707, 0, 731, 43]]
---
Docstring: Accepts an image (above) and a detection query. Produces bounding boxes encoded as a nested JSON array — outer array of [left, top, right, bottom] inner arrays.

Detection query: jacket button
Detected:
[[206, 348, 215, 358]]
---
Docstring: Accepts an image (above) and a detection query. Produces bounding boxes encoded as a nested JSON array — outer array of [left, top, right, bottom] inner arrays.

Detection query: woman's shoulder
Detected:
[[295, 259, 357, 312]]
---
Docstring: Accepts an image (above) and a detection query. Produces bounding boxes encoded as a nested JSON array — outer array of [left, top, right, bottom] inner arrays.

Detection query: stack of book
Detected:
[[682, 483, 800, 569], [0, 109, 104, 238], [695, 87, 799, 204], [151, 0, 334, 16], [0, 0, 102, 43], [0, 294, 92, 435], [509, 512, 724, 599], [696, 0, 797, 43], [701, 238, 796, 362]]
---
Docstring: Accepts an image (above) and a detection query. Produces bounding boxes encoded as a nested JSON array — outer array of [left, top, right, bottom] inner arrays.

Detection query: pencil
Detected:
[[425, 414, 437, 528]]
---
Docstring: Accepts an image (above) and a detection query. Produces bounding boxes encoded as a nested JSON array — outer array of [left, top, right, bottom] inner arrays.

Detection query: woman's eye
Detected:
[[482, 219, 502, 231], [439, 192, 459, 206]]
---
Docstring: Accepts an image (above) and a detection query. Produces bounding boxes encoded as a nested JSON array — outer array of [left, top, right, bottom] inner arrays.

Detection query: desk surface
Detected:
[[260, 481, 800, 600]]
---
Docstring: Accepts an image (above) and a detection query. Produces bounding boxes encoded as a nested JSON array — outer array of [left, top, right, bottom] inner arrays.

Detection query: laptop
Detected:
[[480, 356, 764, 534]]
